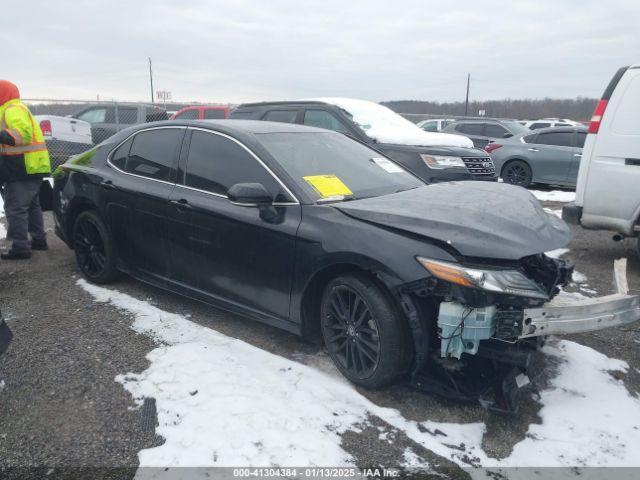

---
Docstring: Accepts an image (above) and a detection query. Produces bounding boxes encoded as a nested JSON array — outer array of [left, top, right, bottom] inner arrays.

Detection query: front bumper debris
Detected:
[[519, 259, 640, 338]]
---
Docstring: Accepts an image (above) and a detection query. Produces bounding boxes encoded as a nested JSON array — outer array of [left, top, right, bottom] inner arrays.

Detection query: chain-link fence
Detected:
[[22, 99, 229, 171]]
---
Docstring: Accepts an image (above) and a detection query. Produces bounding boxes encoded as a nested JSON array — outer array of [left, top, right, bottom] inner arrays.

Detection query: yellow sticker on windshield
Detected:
[[303, 174, 353, 198]]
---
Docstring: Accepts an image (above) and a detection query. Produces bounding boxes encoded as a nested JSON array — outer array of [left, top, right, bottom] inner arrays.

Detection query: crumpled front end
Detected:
[[402, 255, 640, 413]]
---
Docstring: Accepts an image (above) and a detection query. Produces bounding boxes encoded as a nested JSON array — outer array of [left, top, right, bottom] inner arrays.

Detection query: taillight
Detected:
[[40, 120, 52, 136], [588, 99, 608, 134], [484, 143, 502, 154]]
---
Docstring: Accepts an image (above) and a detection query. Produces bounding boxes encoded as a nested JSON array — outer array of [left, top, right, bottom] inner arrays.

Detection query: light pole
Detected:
[[149, 57, 155, 104], [464, 73, 470, 117]]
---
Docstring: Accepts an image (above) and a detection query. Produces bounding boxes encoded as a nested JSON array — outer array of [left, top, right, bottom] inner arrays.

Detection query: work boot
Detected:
[[1, 250, 32, 260], [31, 239, 48, 251]]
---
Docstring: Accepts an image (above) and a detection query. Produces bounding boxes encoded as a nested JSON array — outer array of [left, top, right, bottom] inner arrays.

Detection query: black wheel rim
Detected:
[[505, 164, 528, 186], [323, 285, 380, 379], [74, 219, 107, 277]]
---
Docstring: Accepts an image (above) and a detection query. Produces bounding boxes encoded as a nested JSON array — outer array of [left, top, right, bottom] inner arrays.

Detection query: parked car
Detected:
[[563, 65, 640, 259], [35, 115, 93, 169], [416, 118, 455, 132], [171, 106, 230, 120], [442, 119, 530, 149], [73, 103, 168, 144], [53, 119, 640, 411], [230, 99, 496, 183], [521, 118, 584, 130], [487, 126, 587, 188]]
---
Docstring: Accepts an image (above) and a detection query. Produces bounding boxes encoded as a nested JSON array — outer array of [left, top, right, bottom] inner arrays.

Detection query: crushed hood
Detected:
[[334, 183, 571, 260]]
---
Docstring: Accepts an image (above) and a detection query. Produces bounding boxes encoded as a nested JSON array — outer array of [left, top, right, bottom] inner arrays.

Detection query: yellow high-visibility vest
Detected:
[[0, 99, 50, 175]]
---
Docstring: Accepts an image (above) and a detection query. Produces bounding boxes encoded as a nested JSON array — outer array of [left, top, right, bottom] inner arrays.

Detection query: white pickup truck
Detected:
[[34, 115, 93, 169]]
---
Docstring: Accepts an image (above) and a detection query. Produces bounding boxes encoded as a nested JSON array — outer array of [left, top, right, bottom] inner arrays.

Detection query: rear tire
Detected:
[[320, 274, 411, 389], [502, 160, 532, 187], [73, 210, 119, 284]]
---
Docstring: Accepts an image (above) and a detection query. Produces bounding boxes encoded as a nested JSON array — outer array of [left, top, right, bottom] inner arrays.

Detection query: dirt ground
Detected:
[[0, 203, 638, 479]]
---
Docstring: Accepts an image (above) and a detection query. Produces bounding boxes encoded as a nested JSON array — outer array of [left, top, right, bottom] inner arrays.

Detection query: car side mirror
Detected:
[[503, 133, 513, 138], [227, 183, 273, 206]]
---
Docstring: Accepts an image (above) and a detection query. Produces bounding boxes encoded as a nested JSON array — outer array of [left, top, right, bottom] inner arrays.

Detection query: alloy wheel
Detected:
[[323, 285, 381, 379], [74, 218, 107, 277], [505, 164, 528, 186]]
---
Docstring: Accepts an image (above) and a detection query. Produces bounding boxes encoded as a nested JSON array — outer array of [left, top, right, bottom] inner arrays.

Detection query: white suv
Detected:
[[521, 118, 584, 130], [563, 65, 640, 258]]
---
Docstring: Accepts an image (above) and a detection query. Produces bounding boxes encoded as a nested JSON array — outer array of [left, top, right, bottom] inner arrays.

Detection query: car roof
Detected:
[[148, 119, 329, 134], [234, 100, 330, 109], [510, 125, 586, 139], [529, 125, 587, 134], [452, 118, 518, 124]]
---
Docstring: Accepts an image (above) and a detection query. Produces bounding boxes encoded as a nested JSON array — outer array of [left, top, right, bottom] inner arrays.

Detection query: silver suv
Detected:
[[442, 119, 530, 149]]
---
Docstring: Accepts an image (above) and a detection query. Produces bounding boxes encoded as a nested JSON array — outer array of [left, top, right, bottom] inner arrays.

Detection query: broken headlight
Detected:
[[416, 258, 549, 300], [420, 154, 466, 169]]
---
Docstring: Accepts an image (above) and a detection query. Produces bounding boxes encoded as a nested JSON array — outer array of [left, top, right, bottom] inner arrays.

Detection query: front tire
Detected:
[[320, 274, 411, 388], [502, 160, 532, 187], [73, 210, 119, 284]]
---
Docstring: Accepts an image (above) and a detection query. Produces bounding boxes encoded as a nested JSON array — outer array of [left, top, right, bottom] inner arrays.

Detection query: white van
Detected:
[[563, 65, 640, 257]]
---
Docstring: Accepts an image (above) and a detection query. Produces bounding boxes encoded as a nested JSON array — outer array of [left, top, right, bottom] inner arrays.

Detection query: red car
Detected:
[[170, 106, 230, 120]]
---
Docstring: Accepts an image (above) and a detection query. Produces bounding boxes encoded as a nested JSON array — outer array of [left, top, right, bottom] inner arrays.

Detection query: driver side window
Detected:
[[184, 130, 286, 201]]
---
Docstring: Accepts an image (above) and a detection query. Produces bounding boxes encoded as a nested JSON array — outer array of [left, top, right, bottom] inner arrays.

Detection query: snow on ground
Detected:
[[546, 248, 570, 259], [491, 341, 640, 468], [544, 207, 562, 219], [79, 280, 640, 473], [310, 97, 473, 148], [530, 190, 576, 203]]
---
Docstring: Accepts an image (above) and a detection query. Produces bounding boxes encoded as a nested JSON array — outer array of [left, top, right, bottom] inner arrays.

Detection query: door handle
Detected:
[[170, 199, 192, 211], [528, 148, 539, 152], [100, 180, 118, 191], [574, 154, 582, 158]]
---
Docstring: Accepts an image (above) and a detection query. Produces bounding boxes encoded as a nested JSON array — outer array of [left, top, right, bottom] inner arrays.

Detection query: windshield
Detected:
[[257, 132, 423, 202]]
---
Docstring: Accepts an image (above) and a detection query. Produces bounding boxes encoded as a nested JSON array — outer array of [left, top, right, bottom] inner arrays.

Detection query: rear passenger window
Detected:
[[455, 123, 483, 135], [125, 129, 182, 181], [575, 132, 587, 148], [485, 124, 508, 138], [184, 130, 283, 199], [522, 134, 537, 143], [262, 110, 298, 123], [204, 109, 226, 119], [118, 107, 138, 125], [535, 132, 573, 147], [110, 137, 133, 170], [303, 110, 350, 133]]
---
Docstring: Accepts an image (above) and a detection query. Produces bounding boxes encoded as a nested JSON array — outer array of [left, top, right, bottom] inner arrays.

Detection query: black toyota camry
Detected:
[[53, 120, 640, 410]]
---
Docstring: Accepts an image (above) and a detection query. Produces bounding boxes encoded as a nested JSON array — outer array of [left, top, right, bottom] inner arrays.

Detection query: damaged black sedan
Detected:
[[52, 120, 640, 411]]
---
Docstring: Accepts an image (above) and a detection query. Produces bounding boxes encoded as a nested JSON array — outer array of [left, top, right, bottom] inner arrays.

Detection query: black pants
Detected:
[[2, 179, 46, 253]]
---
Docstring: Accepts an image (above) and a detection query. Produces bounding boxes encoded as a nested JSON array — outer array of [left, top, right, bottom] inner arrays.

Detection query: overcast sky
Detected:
[[4, 0, 639, 103]]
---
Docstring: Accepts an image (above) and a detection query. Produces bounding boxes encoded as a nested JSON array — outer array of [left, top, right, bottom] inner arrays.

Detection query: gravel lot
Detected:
[[0, 198, 638, 479]]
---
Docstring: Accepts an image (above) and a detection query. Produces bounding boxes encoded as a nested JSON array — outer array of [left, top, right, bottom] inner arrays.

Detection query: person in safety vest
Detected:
[[0, 80, 51, 260]]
